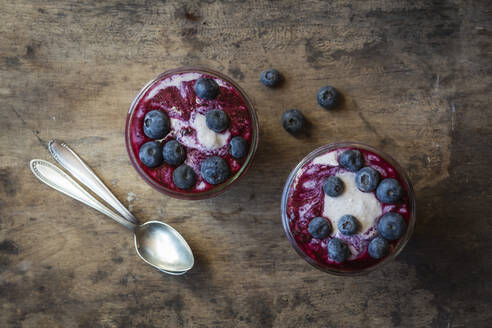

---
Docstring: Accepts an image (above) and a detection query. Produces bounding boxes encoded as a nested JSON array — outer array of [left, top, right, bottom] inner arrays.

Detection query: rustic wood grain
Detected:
[[1, 0, 491, 327]]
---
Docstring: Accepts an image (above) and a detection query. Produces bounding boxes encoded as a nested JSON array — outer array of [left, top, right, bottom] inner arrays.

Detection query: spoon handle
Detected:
[[48, 140, 139, 225], [30, 159, 136, 231]]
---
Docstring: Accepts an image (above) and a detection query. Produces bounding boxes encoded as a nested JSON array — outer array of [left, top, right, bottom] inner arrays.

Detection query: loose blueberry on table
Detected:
[[260, 68, 281, 87], [282, 109, 306, 134], [286, 146, 412, 271], [317, 85, 340, 110], [129, 70, 254, 194]]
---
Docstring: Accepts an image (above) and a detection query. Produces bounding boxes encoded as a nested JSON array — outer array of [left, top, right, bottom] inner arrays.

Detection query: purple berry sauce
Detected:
[[128, 71, 254, 194], [285, 147, 412, 272]]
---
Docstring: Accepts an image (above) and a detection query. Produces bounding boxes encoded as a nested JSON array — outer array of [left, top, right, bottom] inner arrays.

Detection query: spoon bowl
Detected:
[[134, 221, 194, 273]]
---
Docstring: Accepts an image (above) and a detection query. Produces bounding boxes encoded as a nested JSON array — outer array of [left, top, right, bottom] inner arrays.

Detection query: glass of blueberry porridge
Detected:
[[281, 142, 416, 275], [125, 67, 259, 199]]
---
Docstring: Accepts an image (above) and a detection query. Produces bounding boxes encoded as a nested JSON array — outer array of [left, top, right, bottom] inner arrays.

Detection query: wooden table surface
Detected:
[[1, 1, 491, 327]]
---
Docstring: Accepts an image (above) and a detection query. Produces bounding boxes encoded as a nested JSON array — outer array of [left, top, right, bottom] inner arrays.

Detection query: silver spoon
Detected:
[[30, 159, 194, 274], [47, 140, 194, 275]]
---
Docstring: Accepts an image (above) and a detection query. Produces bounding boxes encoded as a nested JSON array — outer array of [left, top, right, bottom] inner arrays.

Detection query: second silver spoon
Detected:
[[30, 159, 194, 275]]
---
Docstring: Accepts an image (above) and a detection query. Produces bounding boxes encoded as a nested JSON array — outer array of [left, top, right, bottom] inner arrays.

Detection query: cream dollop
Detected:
[[322, 171, 382, 235]]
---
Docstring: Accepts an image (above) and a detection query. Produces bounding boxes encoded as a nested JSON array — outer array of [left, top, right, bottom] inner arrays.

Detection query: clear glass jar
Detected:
[[281, 142, 416, 275], [125, 67, 259, 200]]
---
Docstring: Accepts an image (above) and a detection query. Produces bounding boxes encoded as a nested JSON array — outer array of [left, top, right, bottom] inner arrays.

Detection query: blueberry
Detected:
[[205, 110, 229, 133], [355, 167, 380, 192], [173, 165, 196, 190], [368, 236, 390, 259], [143, 110, 170, 139], [338, 215, 359, 235], [317, 85, 340, 110], [282, 109, 305, 134], [323, 176, 344, 197], [194, 78, 219, 100], [162, 140, 186, 166], [229, 136, 248, 159], [328, 238, 350, 263], [308, 217, 332, 239], [200, 156, 230, 185], [139, 141, 163, 168], [377, 212, 407, 241], [339, 149, 364, 172], [260, 68, 281, 87], [376, 178, 403, 204]]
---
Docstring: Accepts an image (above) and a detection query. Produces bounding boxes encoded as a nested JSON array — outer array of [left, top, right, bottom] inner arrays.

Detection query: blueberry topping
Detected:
[[172, 165, 196, 190], [355, 167, 380, 192], [205, 110, 229, 133], [282, 109, 305, 134], [162, 140, 186, 166], [339, 149, 364, 172], [200, 156, 230, 185], [328, 238, 350, 263], [338, 215, 359, 235], [368, 236, 390, 259], [317, 85, 340, 110], [260, 68, 281, 87], [143, 110, 170, 139], [377, 212, 407, 241], [229, 136, 248, 159], [308, 217, 332, 239], [323, 176, 344, 197], [376, 178, 403, 204], [139, 141, 163, 168], [194, 78, 219, 100]]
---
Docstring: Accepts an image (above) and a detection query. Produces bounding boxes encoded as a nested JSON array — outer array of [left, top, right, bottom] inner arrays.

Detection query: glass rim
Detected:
[[125, 66, 259, 200], [280, 141, 416, 276]]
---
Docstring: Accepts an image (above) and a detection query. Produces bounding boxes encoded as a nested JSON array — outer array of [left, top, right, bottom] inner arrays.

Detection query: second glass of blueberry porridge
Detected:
[[126, 67, 259, 199], [281, 142, 416, 275]]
